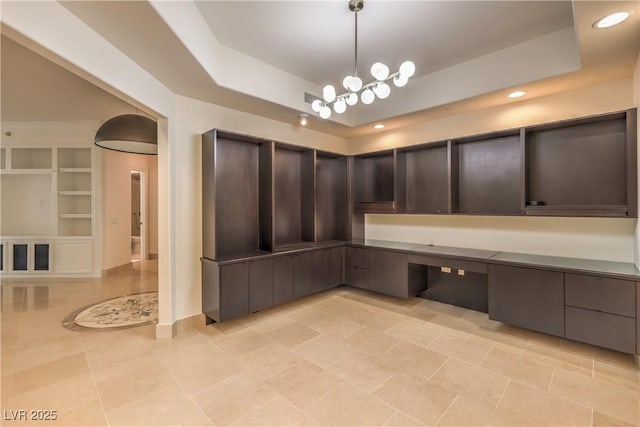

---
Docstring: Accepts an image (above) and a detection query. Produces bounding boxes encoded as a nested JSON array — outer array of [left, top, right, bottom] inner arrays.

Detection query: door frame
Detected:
[[130, 169, 147, 262]]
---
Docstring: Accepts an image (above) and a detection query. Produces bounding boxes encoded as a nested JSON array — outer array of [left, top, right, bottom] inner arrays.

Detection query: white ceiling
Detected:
[[3, 1, 639, 137], [195, 1, 574, 85]]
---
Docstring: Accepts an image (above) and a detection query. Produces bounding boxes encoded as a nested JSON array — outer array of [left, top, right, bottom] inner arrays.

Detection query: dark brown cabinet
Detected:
[[488, 265, 564, 337], [397, 142, 449, 214], [273, 254, 294, 305], [368, 249, 408, 299], [249, 259, 273, 313], [453, 133, 523, 215], [353, 151, 396, 212], [202, 261, 250, 322]]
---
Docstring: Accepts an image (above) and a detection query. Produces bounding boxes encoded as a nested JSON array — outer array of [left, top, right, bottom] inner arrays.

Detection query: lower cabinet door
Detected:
[[273, 255, 294, 305], [220, 262, 249, 321], [488, 265, 564, 337], [249, 259, 273, 313], [293, 251, 314, 298], [330, 247, 344, 288], [565, 306, 636, 354], [346, 266, 369, 289], [368, 250, 408, 298]]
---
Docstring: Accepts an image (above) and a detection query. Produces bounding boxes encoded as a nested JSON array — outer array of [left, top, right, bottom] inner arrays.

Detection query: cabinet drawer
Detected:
[[345, 266, 369, 289], [565, 306, 636, 354], [346, 247, 369, 269], [565, 274, 635, 318], [407, 254, 487, 274]]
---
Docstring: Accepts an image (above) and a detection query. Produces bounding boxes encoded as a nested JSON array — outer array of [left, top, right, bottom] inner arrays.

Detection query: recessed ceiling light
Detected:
[[593, 12, 630, 29], [299, 113, 308, 126], [508, 91, 526, 98], [374, 124, 385, 129]]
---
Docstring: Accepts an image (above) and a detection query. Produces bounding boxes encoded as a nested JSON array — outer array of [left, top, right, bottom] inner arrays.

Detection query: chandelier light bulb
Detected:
[[346, 93, 358, 106], [311, 99, 323, 112], [370, 62, 389, 81], [361, 88, 375, 104], [373, 82, 391, 99], [393, 74, 408, 87], [323, 85, 336, 103], [319, 105, 332, 119], [342, 76, 353, 90], [399, 61, 416, 78], [350, 76, 363, 92]]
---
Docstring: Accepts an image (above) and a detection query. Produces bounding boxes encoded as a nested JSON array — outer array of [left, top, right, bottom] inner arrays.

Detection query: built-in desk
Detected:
[[346, 239, 640, 354]]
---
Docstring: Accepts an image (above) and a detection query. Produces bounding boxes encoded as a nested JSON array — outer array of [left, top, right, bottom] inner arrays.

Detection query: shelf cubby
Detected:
[[58, 217, 92, 237], [453, 132, 523, 215], [353, 150, 396, 212], [525, 112, 632, 217], [11, 148, 52, 170], [1, 148, 5, 169], [397, 142, 449, 214], [273, 143, 315, 249], [57, 148, 91, 169], [316, 152, 348, 242]]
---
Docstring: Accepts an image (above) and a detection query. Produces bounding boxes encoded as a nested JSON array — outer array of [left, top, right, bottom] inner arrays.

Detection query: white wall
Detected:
[[366, 215, 636, 263], [171, 95, 347, 321], [101, 150, 158, 270]]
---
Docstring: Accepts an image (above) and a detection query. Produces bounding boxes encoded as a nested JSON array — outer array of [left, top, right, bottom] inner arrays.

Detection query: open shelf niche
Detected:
[[273, 143, 315, 250], [452, 131, 523, 215], [57, 148, 92, 237], [315, 151, 348, 242], [396, 141, 449, 214], [525, 111, 635, 217], [353, 150, 396, 212], [202, 130, 273, 260]]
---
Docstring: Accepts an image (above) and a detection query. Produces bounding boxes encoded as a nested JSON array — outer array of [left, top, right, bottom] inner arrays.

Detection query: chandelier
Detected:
[[311, 0, 415, 119]]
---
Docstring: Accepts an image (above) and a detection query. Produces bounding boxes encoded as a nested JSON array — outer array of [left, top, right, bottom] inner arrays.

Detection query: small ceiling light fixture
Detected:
[[374, 123, 385, 129], [299, 113, 308, 126], [508, 90, 527, 99], [310, 0, 415, 119], [94, 114, 157, 155], [593, 12, 630, 29]]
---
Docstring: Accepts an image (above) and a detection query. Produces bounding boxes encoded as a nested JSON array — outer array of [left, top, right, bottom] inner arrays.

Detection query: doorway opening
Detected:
[[130, 170, 146, 262]]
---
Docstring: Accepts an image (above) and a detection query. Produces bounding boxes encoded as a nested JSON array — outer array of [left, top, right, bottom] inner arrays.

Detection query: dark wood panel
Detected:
[[406, 254, 487, 274], [220, 262, 249, 321], [301, 150, 315, 242], [369, 249, 408, 298], [637, 282, 640, 354], [274, 147, 302, 245], [201, 258, 221, 322], [457, 134, 522, 214], [488, 265, 564, 337], [405, 144, 448, 213], [626, 110, 637, 217], [201, 131, 216, 259], [316, 155, 348, 241], [354, 153, 394, 202], [273, 255, 294, 305], [448, 141, 459, 214], [346, 247, 369, 269], [346, 266, 369, 289], [420, 267, 488, 313], [259, 142, 274, 251], [527, 118, 627, 207], [565, 274, 635, 317], [214, 137, 260, 258], [293, 251, 314, 298], [565, 306, 636, 354], [249, 259, 273, 313], [330, 247, 344, 288]]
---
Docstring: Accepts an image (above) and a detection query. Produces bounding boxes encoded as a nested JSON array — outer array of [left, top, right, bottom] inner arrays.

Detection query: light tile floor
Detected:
[[1, 260, 639, 426]]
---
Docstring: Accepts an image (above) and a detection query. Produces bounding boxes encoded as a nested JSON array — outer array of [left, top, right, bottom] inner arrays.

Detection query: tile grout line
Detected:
[[166, 361, 216, 426], [79, 339, 111, 427], [494, 378, 511, 411], [547, 367, 556, 393], [434, 393, 459, 427]]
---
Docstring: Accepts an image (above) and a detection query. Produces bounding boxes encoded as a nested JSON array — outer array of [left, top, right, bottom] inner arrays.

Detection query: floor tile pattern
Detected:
[[1, 261, 639, 426]]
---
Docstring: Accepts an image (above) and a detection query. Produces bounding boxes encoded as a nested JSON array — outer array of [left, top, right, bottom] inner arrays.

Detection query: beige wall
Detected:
[[358, 79, 638, 263], [348, 78, 634, 154], [634, 52, 640, 268], [101, 150, 158, 270]]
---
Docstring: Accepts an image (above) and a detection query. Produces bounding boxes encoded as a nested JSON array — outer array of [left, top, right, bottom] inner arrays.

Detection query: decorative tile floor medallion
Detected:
[[63, 292, 158, 331]]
